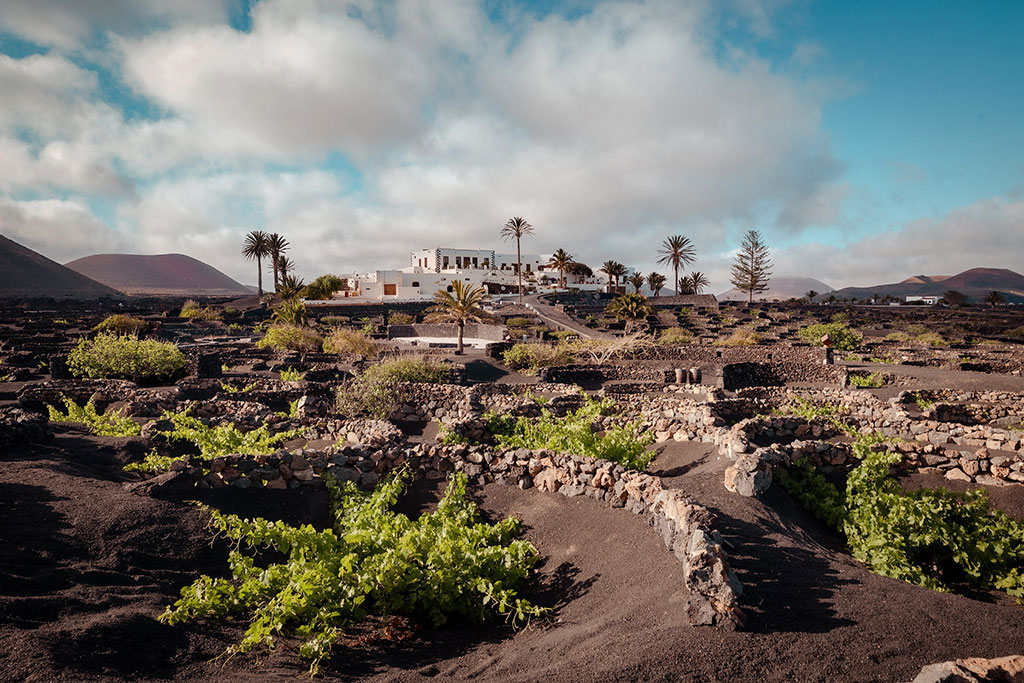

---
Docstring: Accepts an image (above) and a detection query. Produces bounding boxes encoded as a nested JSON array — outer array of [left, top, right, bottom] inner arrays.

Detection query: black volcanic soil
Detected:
[[3, 425, 1024, 682]]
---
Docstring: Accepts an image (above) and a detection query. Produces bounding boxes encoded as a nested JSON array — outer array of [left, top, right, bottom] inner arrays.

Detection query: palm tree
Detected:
[[267, 233, 290, 290], [500, 217, 534, 304], [276, 255, 295, 284], [805, 290, 818, 303], [656, 235, 696, 296], [646, 272, 667, 297], [599, 260, 626, 293], [547, 248, 573, 288], [606, 293, 653, 333], [428, 280, 486, 354], [277, 273, 306, 300], [686, 271, 710, 295], [986, 290, 1005, 307], [628, 272, 646, 294], [241, 230, 270, 297]]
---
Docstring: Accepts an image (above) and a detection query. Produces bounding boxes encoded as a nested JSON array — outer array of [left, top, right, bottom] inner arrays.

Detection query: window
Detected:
[[456, 257, 462, 268], [411, 281, 420, 287], [442, 256, 449, 268], [472, 257, 478, 268], [383, 284, 397, 296]]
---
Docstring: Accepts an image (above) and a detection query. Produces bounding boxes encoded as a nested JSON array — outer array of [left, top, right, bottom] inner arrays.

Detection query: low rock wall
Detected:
[[135, 437, 743, 629], [0, 407, 52, 447]]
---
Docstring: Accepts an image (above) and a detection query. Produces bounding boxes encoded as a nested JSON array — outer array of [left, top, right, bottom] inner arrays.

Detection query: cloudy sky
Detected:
[[1, 0, 1021, 291]]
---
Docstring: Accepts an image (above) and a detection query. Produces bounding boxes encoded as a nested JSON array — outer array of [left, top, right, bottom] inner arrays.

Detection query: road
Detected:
[[522, 294, 615, 340]]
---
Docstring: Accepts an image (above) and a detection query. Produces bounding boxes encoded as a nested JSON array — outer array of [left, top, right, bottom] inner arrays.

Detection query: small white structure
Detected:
[[905, 295, 942, 305]]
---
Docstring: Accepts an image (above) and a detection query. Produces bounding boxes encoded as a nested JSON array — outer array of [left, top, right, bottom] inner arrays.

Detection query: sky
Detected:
[[0, 0, 1021, 292]]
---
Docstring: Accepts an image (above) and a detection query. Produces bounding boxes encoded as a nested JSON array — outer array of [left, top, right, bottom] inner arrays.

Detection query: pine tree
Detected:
[[730, 230, 772, 304]]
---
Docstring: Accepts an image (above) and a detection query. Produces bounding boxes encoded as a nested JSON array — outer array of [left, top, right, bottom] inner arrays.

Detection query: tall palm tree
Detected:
[[241, 230, 270, 296], [500, 216, 534, 304], [547, 248, 573, 288], [599, 260, 625, 293], [986, 290, 1005, 307], [805, 290, 819, 303], [267, 233, 290, 291], [646, 272, 667, 298], [686, 271, 710, 295], [428, 280, 486, 354], [656, 235, 696, 296], [628, 272, 645, 294]]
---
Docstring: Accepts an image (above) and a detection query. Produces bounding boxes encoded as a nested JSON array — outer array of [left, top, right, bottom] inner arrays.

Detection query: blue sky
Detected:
[[0, 0, 1020, 291]]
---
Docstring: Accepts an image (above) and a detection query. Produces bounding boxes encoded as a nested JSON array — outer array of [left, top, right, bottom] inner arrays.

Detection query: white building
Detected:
[[905, 295, 942, 305], [324, 246, 628, 303]]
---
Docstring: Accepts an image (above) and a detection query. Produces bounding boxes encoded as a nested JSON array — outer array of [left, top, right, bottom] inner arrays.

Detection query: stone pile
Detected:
[[0, 407, 52, 447]]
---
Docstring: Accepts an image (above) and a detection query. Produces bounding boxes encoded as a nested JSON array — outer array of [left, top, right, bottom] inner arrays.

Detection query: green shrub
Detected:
[[47, 395, 141, 437], [713, 328, 760, 347], [160, 468, 545, 674], [778, 432, 1024, 600], [547, 329, 579, 341], [155, 410, 303, 463], [124, 450, 184, 474], [68, 333, 186, 382], [485, 396, 654, 471], [222, 307, 241, 319], [656, 327, 693, 345], [320, 315, 350, 326], [279, 367, 306, 382], [180, 299, 220, 320], [915, 332, 950, 347], [323, 328, 377, 358], [94, 314, 148, 336], [1006, 326, 1024, 341], [304, 274, 345, 301], [271, 299, 307, 326], [336, 357, 451, 418], [505, 317, 534, 329], [502, 343, 572, 374], [798, 322, 863, 351], [848, 372, 884, 388], [257, 324, 323, 354]]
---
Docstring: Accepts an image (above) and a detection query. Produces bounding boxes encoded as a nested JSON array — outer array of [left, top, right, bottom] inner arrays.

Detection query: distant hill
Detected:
[[0, 234, 121, 298], [832, 268, 1024, 303], [718, 276, 834, 302], [899, 275, 950, 285], [66, 253, 251, 296]]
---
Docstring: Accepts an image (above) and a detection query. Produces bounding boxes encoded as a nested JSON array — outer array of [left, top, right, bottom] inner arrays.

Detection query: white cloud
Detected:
[[0, 0, 227, 49], [0, 197, 124, 261], [769, 197, 1024, 288], [1, 0, 850, 289]]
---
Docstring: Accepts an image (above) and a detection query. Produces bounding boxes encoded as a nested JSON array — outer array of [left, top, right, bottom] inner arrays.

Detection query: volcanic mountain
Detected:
[[831, 267, 1024, 303], [718, 276, 834, 302], [0, 234, 121, 298], [66, 253, 252, 296]]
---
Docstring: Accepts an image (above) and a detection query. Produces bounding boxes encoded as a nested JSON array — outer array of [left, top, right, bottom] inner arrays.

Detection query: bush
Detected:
[[502, 343, 572, 374], [848, 372, 884, 388], [279, 367, 306, 382], [388, 312, 416, 325], [304, 274, 345, 301], [271, 299, 307, 326], [798, 322, 863, 351], [180, 299, 220, 320], [156, 410, 304, 462], [1006, 326, 1024, 341], [505, 317, 534, 329], [257, 325, 323, 354], [323, 328, 377, 358], [484, 396, 654, 470], [915, 332, 949, 347], [713, 328, 760, 347], [222, 307, 241, 319], [160, 469, 545, 674], [656, 327, 692, 345], [885, 330, 949, 347], [68, 333, 186, 382], [320, 315, 350, 326], [778, 432, 1024, 600], [94, 314, 148, 336], [336, 357, 451, 418], [48, 395, 141, 437]]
